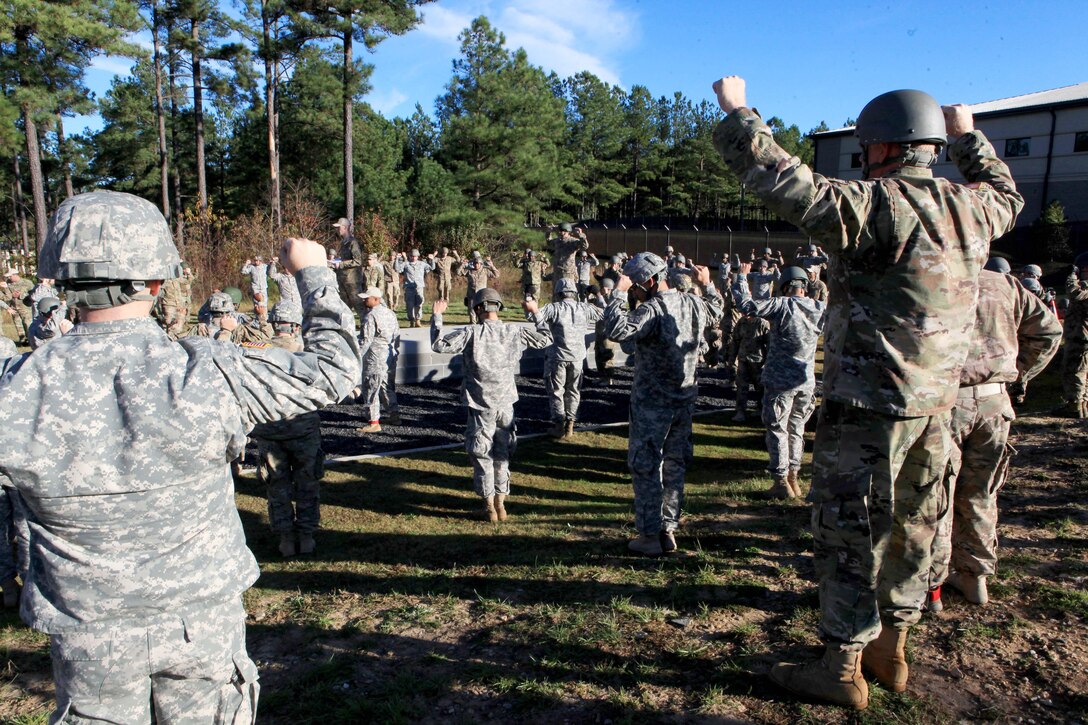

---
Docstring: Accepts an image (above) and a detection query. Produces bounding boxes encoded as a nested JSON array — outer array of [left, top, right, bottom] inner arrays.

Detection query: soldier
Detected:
[[590, 279, 619, 386], [527, 277, 604, 438], [717, 255, 743, 373], [1020, 263, 1043, 283], [0, 190, 359, 722], [575, 251, 600, 300], [795, 243, 829, 272], [27, 277, 60, 308], [250, 301, 327, 557], [515, 248, 549, 299], [157, 272, 187, 336], [747, 257, 780, 301], [363, 252, 385, 291], [395, 249, 436, 327], [729, 310, 770, 422], [241, 256, 270, 322], [603, 252, 723, 557], [1062, 251, 1088, 418], [383, 251, 402, 312], [734, 265, 825, 498], [459, 251, 499, 324], [595, 255, 623, 289], [926, 264, 1061, 614], [188, 292, 272, 343], [178, 261, 195, 325], [269, 258, 301, 306], [806, 267, 828, 304], [546, 223, 589, 283], [433, 247, 461, 302], [27, 297, 74, 350], [1, 269, 33, 341], [356, 287, 401, 432], [712, 77, 1021, 708], [333, 217, 367, 320], [430, 291, 550, 522]]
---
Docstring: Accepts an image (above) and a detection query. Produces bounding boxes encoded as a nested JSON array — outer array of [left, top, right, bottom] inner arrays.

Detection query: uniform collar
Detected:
[[68, 317, 166, 337]]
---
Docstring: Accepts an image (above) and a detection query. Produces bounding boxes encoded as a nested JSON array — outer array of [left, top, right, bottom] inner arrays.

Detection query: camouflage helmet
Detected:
[[40, 191, 181, 283], [472, 287, 503, 312], [1021, 277, 1044, 297], [601, 277, 616, 290], [559, 222, 573, 232], [1021, 264, 1043, 278], [622, 252, 667, 285], [984, 257, 1012, 274], [268, 301, 302, 325], [37, 296, 62, 316], [855, 89, 946, 146], [410, 248, 420, 258], [472, 250, 482, 260], [207, 292, 235, 314], [223, 286, 244, 306], [553, 278, 578, 299], [668, 269, 693, 291], [779, 265, 809, 292]]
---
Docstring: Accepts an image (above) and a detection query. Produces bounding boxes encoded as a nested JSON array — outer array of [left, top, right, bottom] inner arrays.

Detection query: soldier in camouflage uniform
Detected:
[[712, 78, 1022, 708], [241, 256, 270, 322], [431, 291, 550, 522], [0, 334, 23, 608], [188, 292, 272, 344], [746, 258, 780, 301], [926, 265, 1061, 614], [1062, 252, 1088, 418], [547, 223, 589, 283], [590, 279, 619, 385], [806, 267, 828, 304], [527, 277, 603, 438], [27, 297, 74, 350], [515, 248, 549, 299], [433, 247, 460, 302], [363, 252, 385, 292], [269, 259, 301, 306], [795, 243, 829, 272], [250, 301, 327, 558], [333, 217, 368, 321], [604, 252, 724, 557], [356, 287, 401, 432], [459, 252, 499, 324], [394, 249, 436, 327], [1, 269, 33, 341], [728, 311, 770, 422], [575, 251, 600, 300], [717, 255, 743, 373], [0, 191, 359, 723], [734, 265, 825, 498], [157, 273, 188, 336]]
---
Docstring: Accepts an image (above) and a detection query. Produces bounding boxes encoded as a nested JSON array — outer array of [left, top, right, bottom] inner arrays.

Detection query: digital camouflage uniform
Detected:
[[0, 197, 359, 725], [270, 264, 300, 306], [395, 256, 436, 324], [250, 334, 326, 539], [240, 261, 269, 300], [733, 276, 825, 477], [604, 283, 724, 536], [747, 268, 779, 301], [729, 314, 771, 414], [517, 254, 549, 298], [359, 303, 401, 422], [549, 233, 589, 283], [589, 291, 618, 383], [1062, 270, 1088, 413], [434, 253, 459, 302], [459, 260, 499, 324], [1, 277, 33, 340], [431, 312, 550, 498], [576, 254, 599, 299], [717, 266, 742, 371], [714, 108, 1022, 651], [27, 308, 73, 351], [796, 252, 829, 271], [930, 271, 1061, 586], [531, 294, 604, 425]]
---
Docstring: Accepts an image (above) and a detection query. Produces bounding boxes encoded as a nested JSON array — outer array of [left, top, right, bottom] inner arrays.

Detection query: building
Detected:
[[811, 83, 1088, 226]]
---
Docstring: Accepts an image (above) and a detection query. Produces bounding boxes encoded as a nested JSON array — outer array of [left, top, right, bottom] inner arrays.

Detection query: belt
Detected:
[[957, 382, 1005, 399]]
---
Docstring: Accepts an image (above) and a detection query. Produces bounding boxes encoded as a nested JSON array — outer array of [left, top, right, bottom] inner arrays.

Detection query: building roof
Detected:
[[812, 82, 1088, 137]]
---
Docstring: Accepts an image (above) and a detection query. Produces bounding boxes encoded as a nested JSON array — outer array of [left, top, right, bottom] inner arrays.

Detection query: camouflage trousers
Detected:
[[522, 283, 540, 300], [720, 309, 742, 369], [810, 401, 952, 652], [385, 350, 400, 416], [1062, 340, 1088, 407], [255, 420, 324, 535], [629, 403, 694, 536], [930, 389, 1014, 584], [545, 358, 584, 422], [761, 386, 816, 477], [466, 406, 517, 498], [361, 371, 387, 422], [594, 325, 617, 382], [385, 279, 402, 311], [7, 306, 31, 341], [703, 328, 723, 368], [49, 598, 258, 725], [735, 361, 764, 412], [335, 267, 368, 321], [404, 284, 425, 323], [162, 305, 187, 337], [437, 276, 452, 302], [463, 296, 479, 324]]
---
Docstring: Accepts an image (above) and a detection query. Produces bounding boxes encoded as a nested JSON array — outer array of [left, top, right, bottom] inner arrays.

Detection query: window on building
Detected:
[[1005, 137, 1031, 157], [1075, 131, 1088, 152], [850, 152, 862, 168]]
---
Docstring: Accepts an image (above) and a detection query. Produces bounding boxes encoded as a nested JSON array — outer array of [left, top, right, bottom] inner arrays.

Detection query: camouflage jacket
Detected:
[[434, 255, 458, 281], [0, 336, 15, 358], [747, 269, 779, 301], [186, 319, 273, 344], [160, 277, 184, 307], [431, 315, 550, 410], [28, 312, 73, 350], [459, 261, 499, 295], [796, 253, 829, 271], [0, 278, 33, 311], [604, 284, 724, 408], [28, 282, 59, 307], [531, 298, 604, 363], [337, 234, 363, 268], [0, 265, 358, 632], [178, 273, 194, 308], [1064, 272, 1088, 344], [241, 262, 269, 293], [272, 267, 301, 305], [807, 278, 829, 304], [576, 255, 599, 285], [714, 109, 1023, 415], [395, 258, 436, 290], [550, 235, 589, 282], [359, 303, 400, 375], [517, 257, 549, 287], [363, 263, 385, 291], [249, 335, 323, 440], [729, 314, 771, 365], [734, 276, 825, 390], [959, 270, 1062, 388]]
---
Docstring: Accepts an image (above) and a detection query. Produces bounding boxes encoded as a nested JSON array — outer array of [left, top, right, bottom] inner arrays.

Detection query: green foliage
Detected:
[[1034, 199, 1072, 261]]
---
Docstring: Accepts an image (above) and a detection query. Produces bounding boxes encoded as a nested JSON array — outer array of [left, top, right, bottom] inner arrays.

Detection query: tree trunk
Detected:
[[56, 115, 74, 198], [152, 1, 171, 224], [262, 1, 281, 228], [22, 107, 47, 254], [12, 155, 29, 253], [342, 20, 354, 227], [167, 16, 183, 244], [191, 20, 207, 210]]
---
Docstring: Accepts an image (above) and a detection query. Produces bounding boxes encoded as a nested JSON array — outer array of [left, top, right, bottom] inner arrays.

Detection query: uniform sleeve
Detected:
[[1014, 283, 1064, 385], [732, 276, 776, 318], [604, 296, 659, 343], [701, 282, 725, 324], [430, 314, 470, 354], [1067, 273, 1088, 300], [584, 302, 605, 323], [520, 326, 552, 350], [948, 130, 1025, 240], [359, 313, 377, 356], [394, 257, 406, 273], [202, 266, 359, 430]]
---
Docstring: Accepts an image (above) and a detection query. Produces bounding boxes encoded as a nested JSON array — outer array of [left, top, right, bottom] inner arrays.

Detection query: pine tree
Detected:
[[564, 72, 629, 220]]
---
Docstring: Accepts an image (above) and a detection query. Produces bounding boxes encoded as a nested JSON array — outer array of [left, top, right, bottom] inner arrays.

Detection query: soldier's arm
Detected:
[[1066, 271, 1088, 300], [603, 296, 658, 343], [359, 313, 377, 356], [584, 302, 605, 323], [947, 130, 1024, 241], [430, 313, 470, 354], [520, 325, 552, 350], [1014, 282, 1064, 385]]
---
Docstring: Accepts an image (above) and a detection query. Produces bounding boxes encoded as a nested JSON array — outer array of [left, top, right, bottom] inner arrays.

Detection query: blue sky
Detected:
[[76, 0, 1087, 136]]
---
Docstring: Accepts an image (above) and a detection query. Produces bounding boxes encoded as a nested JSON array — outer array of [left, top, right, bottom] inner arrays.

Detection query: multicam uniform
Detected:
[[459, 260, 499, 324], [1062, 270, 1088, 414], [603, 283, 724, 537], [531, 296, 604, 426], [0, 278, 33, 339], [395, 256, 436, 324], [729, 314, 770, 414], [0, 263, 359, 722], [713, 108, 1022, 651], [733, 276, 825, 478], [550, 234, 589, 283], [807, 276, 828, 304], [158, 277, 187, 336], [434, 254, 459, 302], [359, 303, 401, 422], [431, 313, 550, 498], [517, 254, 549, 298], [930, 271, 1061, 586], [335, 234, 367, 319]]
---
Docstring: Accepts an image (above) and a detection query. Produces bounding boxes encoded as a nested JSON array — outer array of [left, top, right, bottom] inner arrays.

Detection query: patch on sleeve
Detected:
[[239, 341, 272, 349]]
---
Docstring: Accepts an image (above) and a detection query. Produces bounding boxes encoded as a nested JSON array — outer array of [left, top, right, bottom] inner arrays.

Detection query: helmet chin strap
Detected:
[[861, 143, 942, 178]]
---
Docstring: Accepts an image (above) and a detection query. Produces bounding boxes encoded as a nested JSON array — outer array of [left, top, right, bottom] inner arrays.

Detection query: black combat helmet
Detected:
[[855, 90, 946, 146]]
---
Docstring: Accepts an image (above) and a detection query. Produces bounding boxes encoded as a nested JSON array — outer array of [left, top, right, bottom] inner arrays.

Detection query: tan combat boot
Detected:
[[786, 469, 803, 498], [628, 534, 663, 557], [357, 422, 382, 433], [298, 533, 316, 555], [947, 571, 989, 605], [770, 647, 868, 709], [770, 475, 791, 500], [495, 494, 507, 522], [2, 577, 20, 609], [547, 420, 565, 438], [278, 533, 297, 558], [564, 420, 575, 438], [483, 496, 499, 524], [862, 627, 909, 692]]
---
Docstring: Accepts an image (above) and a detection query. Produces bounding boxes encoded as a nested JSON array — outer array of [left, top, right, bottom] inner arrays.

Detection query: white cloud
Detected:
[[89, 56, 138, 76], [417, 4, 479, 45], [367, 88, 410, 116]]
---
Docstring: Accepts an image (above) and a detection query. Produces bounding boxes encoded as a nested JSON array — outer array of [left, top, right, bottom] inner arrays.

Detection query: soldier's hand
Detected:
[[432, 299, 448, 315], [693, 264, 711, 286], [616, 274, 633, 293], [942, 104, 974, 140], [712, 76, 746, 114], [522, 298, 539, 314], [738, 262, 752, 275], [219, 315, 238, 332], [279, 237, 327, 274]]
